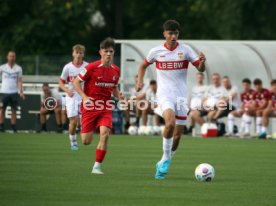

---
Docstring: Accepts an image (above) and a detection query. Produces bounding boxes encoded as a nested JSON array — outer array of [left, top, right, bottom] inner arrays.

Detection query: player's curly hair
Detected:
[[100, 37, 115, 49], [163, 20, 180, 31]]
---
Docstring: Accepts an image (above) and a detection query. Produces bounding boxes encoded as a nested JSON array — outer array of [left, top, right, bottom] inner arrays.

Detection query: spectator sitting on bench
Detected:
[[38, 83, 62, 133]]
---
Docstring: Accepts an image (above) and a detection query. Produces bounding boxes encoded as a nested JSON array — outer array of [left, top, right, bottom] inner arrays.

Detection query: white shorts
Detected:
[[157, 96, 188, 125], [65, 96, 82, 118]]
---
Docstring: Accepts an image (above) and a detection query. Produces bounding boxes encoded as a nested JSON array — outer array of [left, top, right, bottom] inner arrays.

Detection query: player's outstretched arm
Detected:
[[73, 77, 87, 99], [136, 62, 148, 92], [196, 52, 206, 72]]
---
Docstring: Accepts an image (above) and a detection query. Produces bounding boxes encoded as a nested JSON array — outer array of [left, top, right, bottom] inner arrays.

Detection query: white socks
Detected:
[[227, 113, 235, 134], [261, 126, 267, 133], [242, 114, 252, 134], [160, 137, 173, 162], [256, 117, 262, 134], [93, 162, 101, 169], [69, 134, 77, 146]]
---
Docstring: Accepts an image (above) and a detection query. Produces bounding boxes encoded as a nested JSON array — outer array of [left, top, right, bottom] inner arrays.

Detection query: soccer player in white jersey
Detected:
[[188, 72, 208, 132], [136, 20, 206, 180], [222, 76, 240, 136], [0, 51, 25, 132], [59, 44, 89, 150]]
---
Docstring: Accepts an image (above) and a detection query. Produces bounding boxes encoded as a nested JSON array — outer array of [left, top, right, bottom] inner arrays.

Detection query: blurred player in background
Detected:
[[202, 73, 228, 123], [0, 51, 25, 133], [252, 79, 270, 135], [141, 80, 162, 127], [59, 44, 88, 150], [73, 38, 124, 174], [124, 75, 147, 130], [240, 78, 270, 137], [39, 83, 62, 132], [222, 76, 240, 136], [259, 79, 276, 138], [237, 78, 255, 137], [188, 72, 208, 133], [136, 20, 206, 180]]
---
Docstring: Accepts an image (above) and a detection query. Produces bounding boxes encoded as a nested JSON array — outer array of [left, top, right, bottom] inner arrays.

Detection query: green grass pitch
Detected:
[[0, 133, 276, 206]]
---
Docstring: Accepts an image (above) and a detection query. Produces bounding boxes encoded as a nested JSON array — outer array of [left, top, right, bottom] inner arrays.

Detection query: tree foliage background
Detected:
[[0, 0, 275, 55]]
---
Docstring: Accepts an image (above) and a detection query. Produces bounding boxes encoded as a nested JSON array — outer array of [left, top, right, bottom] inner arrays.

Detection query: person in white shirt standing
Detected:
[[59, 44, 89, 150], [136, 20, 206, 180], [0, 51, 25, 132]]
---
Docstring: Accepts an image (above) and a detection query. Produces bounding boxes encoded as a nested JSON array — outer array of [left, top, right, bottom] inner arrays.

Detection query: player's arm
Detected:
[[136, 61, 149, 92], [195, 52, 206, 72], [73, 77, 87, 99], [17, 76, 25, 100], [59, 79, 73, 97], [113, 86, 125, 100]]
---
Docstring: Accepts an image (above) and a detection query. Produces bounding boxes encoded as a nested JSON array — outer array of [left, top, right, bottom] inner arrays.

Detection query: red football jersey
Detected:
[[78, 59, 120, 102], [253, 88, 270, 105], [270, 91, 276, 108], [240, 89, 255, 106]]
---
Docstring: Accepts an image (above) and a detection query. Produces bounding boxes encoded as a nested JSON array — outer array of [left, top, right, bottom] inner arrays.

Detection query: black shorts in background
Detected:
[[0, 93, 19, 110]]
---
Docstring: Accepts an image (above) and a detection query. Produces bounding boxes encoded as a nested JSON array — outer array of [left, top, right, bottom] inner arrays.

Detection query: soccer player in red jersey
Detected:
[[73, 38, 124, 174], [259, 79, 276, 138], [252, 79, 270, 135], [238, 78, 255, 137], [241, 78, 270, 137]]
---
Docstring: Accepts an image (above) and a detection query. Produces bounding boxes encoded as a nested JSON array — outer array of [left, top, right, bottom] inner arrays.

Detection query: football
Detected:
[[127, 126, 138, 135], [195, 163, 215, 182]]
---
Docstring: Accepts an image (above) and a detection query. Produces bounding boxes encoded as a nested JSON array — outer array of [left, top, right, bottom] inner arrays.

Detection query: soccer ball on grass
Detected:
[[195, 163, 215, 182]]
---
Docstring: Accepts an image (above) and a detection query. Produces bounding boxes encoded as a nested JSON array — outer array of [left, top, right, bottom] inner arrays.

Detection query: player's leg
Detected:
[[226, 110, 241, 136], [241, 109, 254, 137], [81, 132, 93, 145], [53, 106, 62, 133], [0, 94, 9, 132], [91, 110, 113, 174], [207, 110, 216, 122], [259, 108, 274, 138], [92, 126, 110, 174], [0, 106, 5, 132], [171, 125, 184, 157], [256, 110, 263, 135], [10, 94, 19, 132], [39, 106, 48, 132], [190, 110, 205, 127], [66, 97, 81, 150], [155, 107, 175, 179]]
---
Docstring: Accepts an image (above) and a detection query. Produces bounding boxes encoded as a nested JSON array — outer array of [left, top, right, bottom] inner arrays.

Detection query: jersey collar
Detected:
[[164, 42, 179, 51]]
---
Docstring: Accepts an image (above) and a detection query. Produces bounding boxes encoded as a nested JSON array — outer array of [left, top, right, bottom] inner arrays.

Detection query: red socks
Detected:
[[96, 149, 106, 163]]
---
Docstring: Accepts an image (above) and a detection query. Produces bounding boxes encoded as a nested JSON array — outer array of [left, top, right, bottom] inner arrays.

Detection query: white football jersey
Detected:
[[145, 42, 199, 102], [0, 63, 23, 94], [60, 61, 89, 99]]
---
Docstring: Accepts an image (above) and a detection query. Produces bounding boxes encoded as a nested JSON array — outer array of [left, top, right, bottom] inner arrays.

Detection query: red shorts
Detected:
[[81, 110, 112, 133]]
